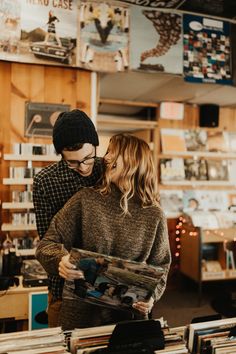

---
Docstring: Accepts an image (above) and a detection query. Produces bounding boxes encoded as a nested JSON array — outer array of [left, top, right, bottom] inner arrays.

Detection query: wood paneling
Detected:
[[0, 62, 91, 234]]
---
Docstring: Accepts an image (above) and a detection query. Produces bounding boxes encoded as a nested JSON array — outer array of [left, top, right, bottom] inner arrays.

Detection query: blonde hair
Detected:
[[98, 134, 159, 214]]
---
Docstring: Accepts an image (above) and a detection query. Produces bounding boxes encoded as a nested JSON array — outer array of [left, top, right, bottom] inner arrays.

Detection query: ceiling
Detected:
[[99, 70, 236, 109]]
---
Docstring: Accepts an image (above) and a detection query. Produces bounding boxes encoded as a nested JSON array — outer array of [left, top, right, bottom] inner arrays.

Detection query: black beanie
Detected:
[[52, 109, 99, 153]]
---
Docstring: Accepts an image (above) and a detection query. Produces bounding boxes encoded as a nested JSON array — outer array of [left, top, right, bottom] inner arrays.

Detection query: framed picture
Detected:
[[28, 291, 48, 330]]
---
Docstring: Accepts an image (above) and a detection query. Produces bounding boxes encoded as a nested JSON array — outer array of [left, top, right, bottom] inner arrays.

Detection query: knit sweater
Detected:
[[36, 185, 171, 329]]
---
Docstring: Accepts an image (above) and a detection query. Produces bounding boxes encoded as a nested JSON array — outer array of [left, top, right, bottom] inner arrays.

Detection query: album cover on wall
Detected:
[[130, 6, 182, 74], [183, 14, 232, 85], [0, 0, 77, 66], [77, 1, 130, 72]]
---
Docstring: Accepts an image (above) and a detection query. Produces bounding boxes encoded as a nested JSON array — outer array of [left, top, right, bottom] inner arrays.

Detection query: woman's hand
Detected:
[[58, 254, 84, 280], [132, 297, 154, 316]]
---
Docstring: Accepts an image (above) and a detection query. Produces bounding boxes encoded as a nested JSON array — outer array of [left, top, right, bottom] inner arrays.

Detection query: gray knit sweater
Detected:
[[36, 185, 171, 329]]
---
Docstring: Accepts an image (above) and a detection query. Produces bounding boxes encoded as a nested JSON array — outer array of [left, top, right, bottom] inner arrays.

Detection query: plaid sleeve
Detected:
[[33, 174, 54, 239]]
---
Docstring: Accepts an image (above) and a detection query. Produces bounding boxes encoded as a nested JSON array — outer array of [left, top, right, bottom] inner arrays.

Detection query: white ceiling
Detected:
[[99, 71, 236, 108]]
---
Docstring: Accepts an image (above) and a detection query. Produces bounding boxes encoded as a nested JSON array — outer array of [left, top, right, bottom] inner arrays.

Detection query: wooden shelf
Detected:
[[160, 180, 236, 187], [97, 115, 158, 132], [1, 223, 36, 231], [158, 151, 236, 159], [2, 202, 34, 209], [3, 178, 33, 185], [4, 154, 60, 161], [99, 98, 158, 108]]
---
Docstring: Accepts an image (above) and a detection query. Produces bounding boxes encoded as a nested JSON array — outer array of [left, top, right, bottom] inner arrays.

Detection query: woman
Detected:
[[36, 134, 171, 330]]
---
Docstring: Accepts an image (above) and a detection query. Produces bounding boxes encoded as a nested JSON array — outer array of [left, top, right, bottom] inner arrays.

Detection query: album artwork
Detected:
[[207, 131, 228, 152], [77, 1, 130, 72], [207, 160, 229, 181], [183, 190, 229, 212], [160, 158, 185, 182], [160, 129, 186, 153], [183, 14, 232, 85], [159, 190, 183, 214], [184, 129, 207, 151], [69, 248, 164, 313], [184, 158, 208, 181]]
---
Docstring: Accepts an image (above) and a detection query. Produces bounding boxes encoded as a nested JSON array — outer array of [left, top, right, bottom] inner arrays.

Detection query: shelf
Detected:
[[2, 202, 34, 209], [97, 114, 158, 132], [4, 154, 60, 161], [202, 271, 236, 281], [99, 98, 158, 108], [3, 178, 33, 185], [1, 223, 36, 231], [202, 228, 236, 243], [158, 151, 236, 159], [161, 180, 236, 187], [15, 248, 36, 256]]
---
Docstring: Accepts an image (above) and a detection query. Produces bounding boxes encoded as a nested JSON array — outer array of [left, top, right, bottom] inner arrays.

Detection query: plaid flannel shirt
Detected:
[[33, 158, 103, 299]]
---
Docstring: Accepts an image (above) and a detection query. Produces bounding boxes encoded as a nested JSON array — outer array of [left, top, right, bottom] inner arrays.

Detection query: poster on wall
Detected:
[[0, 0, 77, 66], [77, 1, 130, 72], [183, 14, 232, 85], [130, 6, 182, 74]]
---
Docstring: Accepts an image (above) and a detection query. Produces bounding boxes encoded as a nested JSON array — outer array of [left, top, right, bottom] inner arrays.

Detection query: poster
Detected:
[[130, 6, 182, 73], [28, 291, 48, 331], [77, 1, 130, 72], [0, 0, 77, 66], [183, 14, 232, 84]]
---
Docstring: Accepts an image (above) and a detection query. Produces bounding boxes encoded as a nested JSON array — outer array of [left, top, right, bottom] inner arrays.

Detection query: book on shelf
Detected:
[[160, 158, 185, 182], [159, 190, 184, 214], [69, 248, 165, 314], [187, 317, 236, 353], [207, 159, 229, 181], [184, 158, 208, 181], [184, 129, 208, 152], [160, 129, 187, 153], [206, 131, 229, 153]]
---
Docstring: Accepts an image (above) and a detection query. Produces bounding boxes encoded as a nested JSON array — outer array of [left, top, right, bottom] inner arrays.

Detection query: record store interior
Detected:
[[1, 0, 236, 353]]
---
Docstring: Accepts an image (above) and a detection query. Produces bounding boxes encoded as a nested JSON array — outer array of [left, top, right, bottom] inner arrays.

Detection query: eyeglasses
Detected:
[[64, 156, 96, 169]]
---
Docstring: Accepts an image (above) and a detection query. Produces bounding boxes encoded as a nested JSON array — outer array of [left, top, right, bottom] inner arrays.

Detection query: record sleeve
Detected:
[[69, 248, 165, 313]]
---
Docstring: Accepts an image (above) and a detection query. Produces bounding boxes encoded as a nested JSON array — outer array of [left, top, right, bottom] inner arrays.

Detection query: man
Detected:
[[33, 109, 103, 327]]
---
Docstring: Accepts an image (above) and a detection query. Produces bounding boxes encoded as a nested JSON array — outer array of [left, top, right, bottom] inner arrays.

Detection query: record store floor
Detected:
[[153, 269, 236, 328]]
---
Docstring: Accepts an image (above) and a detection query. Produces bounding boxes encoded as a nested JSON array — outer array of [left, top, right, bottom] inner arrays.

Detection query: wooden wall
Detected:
[[0, 61, 92, 229]]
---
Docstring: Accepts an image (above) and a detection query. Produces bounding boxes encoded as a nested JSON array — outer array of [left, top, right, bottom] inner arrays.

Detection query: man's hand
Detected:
[[132, 297, 154, 316], [58, 255, 84, 280]]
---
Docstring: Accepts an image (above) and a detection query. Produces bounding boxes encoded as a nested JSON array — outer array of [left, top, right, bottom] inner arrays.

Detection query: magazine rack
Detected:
[[94, 319, 164, 353]]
